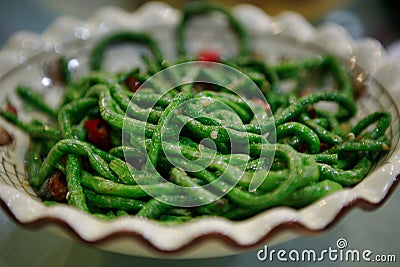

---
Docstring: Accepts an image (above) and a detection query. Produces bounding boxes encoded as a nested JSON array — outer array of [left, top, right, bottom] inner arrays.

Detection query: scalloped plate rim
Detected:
[[1, 1, 400, 258]]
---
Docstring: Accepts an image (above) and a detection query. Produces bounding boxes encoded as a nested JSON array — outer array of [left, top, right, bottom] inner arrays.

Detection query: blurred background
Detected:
[[1, 1, 400, 266], [1, 0, 399, 48]]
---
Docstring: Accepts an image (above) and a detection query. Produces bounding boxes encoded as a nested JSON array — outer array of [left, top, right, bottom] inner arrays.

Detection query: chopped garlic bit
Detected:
[[210, 130, 218, 140]]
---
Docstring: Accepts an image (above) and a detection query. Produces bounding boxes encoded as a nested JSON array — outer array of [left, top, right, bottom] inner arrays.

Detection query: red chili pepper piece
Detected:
[[319, 141, 330, 152], [84, 118, 111, 150], [124, 76, 142, 92], [0, 127, 13, 146], [197, 49, 221, 62], [306, 106, 317, 119], [6, 104, 18, 116], [48, 170, 68, 201], [252, 97, 271, 113], [193, 82, 216, 92], [297, 144, 308, 153]]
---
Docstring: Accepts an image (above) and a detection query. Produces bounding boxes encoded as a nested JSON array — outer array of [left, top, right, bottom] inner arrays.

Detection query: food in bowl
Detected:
[[0, 3, 392, 224]]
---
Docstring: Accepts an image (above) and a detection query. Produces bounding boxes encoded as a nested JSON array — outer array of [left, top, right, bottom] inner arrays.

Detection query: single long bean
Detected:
[[0, 111, 61, 140], [177, 2, 250, 57], [84, 189, 146, 211], [274, 91, 357, 125], [276, 122, 320, 154], [192, 144, 319, 210], [17, 85, 58, 117], [90, 31, 164, 71], [36, 139, 119, 188], [147, 91, 191, 169], [281, 180, 343, 208], [318, 157, 372, 186], [351, 111, 391, 139]]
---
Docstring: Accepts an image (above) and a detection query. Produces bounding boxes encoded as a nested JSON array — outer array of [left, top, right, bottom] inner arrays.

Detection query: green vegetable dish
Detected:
[[0, 3, 391, 222]]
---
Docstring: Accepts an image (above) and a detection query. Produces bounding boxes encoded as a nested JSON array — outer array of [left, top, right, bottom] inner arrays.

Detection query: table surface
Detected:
[[1, 1, 400, 266]]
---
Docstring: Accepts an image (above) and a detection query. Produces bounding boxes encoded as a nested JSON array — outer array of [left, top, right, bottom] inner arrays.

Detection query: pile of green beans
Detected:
[[0, 3, 391, 222]]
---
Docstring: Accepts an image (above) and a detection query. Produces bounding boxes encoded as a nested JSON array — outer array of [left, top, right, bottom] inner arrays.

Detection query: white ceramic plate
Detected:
[[0, 1, 400, 259]]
